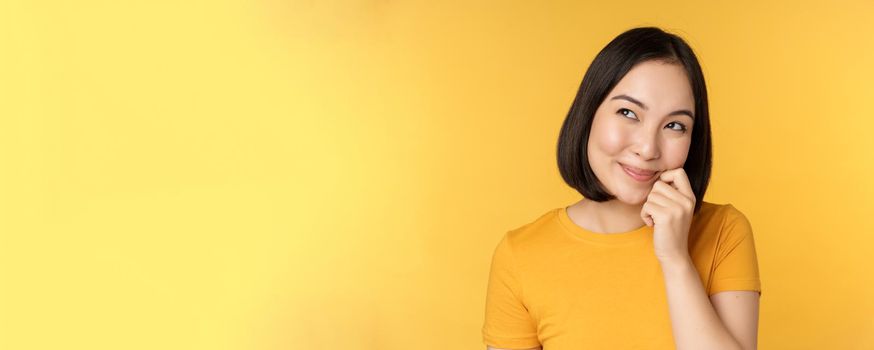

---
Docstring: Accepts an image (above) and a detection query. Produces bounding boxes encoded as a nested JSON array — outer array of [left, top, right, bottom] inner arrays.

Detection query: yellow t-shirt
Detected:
[[481, 201, 762, 349]]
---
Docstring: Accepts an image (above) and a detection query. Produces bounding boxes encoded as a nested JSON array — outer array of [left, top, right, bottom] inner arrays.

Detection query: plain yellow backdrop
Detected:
[[1, 0, 872, 349]]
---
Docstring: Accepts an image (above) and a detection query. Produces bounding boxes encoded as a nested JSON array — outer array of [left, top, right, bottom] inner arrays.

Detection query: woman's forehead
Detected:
[[608, 61, 695, 110]]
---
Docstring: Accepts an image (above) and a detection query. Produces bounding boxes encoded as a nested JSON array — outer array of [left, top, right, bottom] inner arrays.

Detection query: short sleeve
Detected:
[[482, 233, 541, 349], [709, 205, 763, 297]]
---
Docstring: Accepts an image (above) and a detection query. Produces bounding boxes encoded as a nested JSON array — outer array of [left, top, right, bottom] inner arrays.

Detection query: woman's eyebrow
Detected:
[[610, 94, 695, 120]]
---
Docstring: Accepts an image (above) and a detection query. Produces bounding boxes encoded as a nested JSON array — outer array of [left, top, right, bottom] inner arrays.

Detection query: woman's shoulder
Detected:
[[501, 207, 565, 242], [692, 201, 753, 238], [697, 201, 749, 221]]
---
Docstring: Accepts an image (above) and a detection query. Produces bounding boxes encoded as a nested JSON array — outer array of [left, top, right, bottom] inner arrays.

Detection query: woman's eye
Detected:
[[617, 108, 637, 119], [618, 108, 688, 133], [667, 122, 688, 132]]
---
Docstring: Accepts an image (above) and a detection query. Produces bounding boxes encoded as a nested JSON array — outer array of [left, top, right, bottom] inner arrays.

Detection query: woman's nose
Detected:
[[632, 129, 660, 160]]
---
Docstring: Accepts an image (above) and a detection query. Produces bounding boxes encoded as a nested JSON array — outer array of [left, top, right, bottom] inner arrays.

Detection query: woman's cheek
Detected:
[[664, 139, 692, 168], [599, 123, 630, 155]]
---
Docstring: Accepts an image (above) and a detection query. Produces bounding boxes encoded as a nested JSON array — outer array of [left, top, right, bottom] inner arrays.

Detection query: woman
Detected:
[[482, 27, 762, 350]]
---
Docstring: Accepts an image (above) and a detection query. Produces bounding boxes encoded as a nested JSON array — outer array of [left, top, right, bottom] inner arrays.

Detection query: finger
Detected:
[[650, 180, 690, 208], [640, 204, 653, 226], [641, 201, 665, 226], [658, 168, 695, 202], [646, 188, 673, 208]]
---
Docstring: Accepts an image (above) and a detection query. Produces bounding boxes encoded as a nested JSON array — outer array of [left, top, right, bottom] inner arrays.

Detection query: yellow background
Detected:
[[1, 0, 872, 349]]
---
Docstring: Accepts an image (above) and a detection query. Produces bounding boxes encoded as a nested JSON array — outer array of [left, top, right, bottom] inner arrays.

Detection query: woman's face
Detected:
[[587, 60, 696, 205]]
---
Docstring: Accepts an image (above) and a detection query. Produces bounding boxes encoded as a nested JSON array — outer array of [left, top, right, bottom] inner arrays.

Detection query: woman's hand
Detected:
[[640, 168, 696, 264]]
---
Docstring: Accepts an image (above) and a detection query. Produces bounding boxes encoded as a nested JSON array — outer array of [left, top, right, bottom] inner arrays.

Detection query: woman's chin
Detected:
[[614, 189, 648, 205]]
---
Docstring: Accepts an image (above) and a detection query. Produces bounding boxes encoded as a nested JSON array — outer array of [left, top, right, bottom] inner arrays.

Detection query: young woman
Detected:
[[482, 27, 762, 350]]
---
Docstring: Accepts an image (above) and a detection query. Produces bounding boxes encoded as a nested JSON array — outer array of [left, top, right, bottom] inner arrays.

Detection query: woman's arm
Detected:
[[642, 170, 760, 349], [660, 256, 759, 350]]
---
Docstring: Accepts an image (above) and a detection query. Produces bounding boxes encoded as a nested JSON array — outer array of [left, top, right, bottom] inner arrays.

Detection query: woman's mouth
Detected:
[[620, 163, 656, 182]]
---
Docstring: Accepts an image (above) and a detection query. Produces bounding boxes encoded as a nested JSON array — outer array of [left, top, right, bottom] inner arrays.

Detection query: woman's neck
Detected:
[[567, 198, 648, 234]]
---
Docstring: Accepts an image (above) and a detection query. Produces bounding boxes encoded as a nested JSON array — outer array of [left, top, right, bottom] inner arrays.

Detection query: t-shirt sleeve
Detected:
[[482, 233, 541, 349], [709, 204, 763, 297]]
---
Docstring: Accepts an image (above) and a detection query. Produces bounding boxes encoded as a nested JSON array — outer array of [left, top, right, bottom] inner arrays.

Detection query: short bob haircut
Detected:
[[556, 26, 712, 215]]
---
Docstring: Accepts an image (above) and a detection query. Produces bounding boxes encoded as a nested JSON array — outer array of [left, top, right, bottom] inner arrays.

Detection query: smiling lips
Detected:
[[620, 163, 657, 182]]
